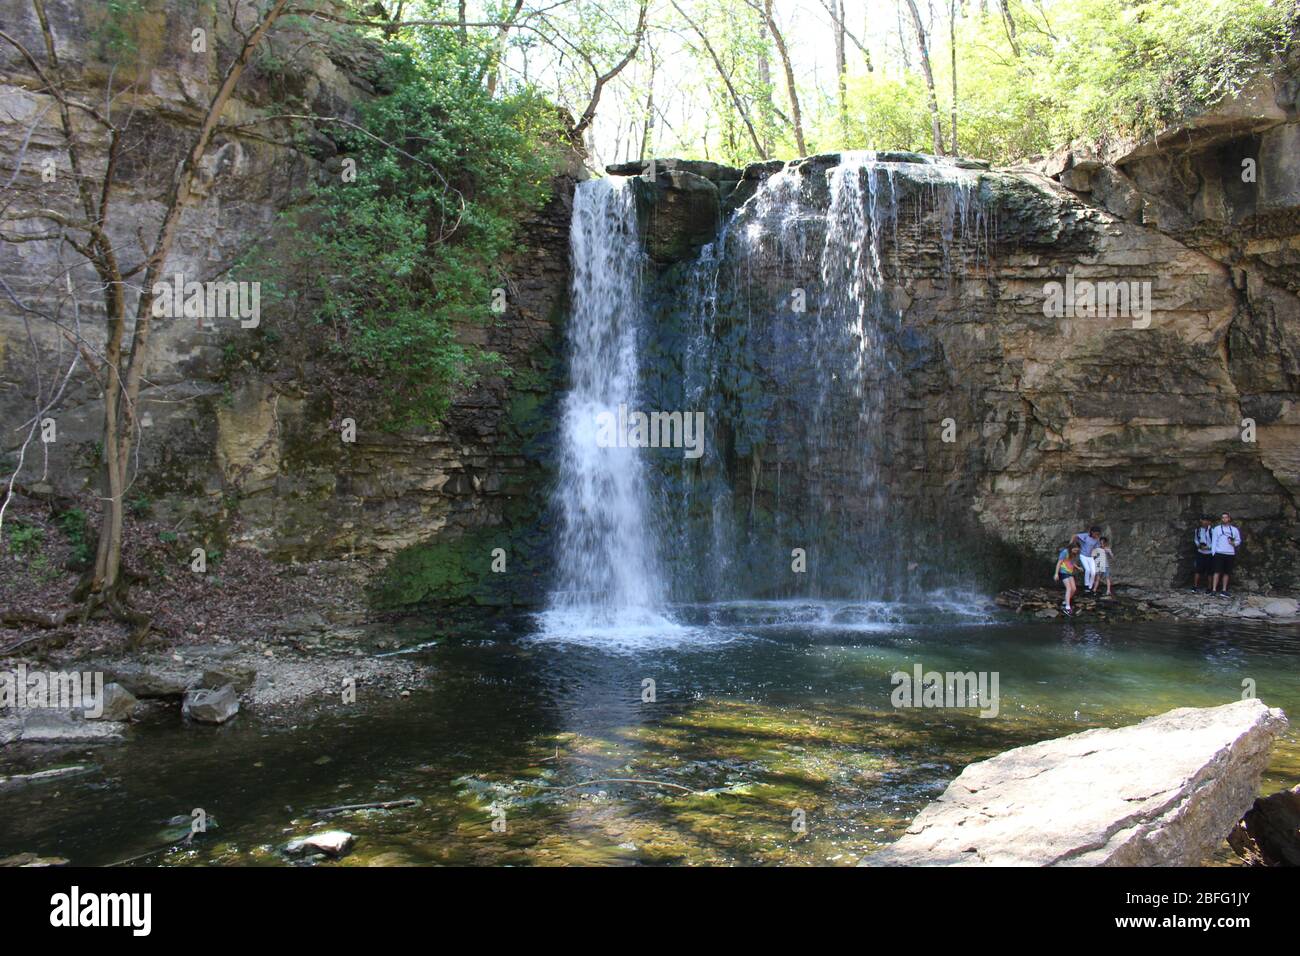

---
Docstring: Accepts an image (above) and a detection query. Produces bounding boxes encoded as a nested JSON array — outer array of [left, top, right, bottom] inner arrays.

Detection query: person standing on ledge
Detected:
[[1192, 515, 1214, 591], [1072, 525, 1103, 592], [1093, 537, 1114, 596], [1210, 512, 1243, 597], [1056, 544, 1082, 615]]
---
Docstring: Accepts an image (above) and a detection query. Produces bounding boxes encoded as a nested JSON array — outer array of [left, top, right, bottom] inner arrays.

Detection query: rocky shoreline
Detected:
[[996, 585, 1300, 624], [1, 619, 431, 747]]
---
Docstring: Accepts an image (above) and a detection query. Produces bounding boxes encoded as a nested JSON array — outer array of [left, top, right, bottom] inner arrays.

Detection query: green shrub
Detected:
[[248, 39, 563, 430], [55, 509, 93, 565], [5, 520, 44, 557]]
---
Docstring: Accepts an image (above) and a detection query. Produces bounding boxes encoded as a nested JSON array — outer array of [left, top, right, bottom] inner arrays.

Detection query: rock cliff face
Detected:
[[2, 3, 1296, 607], [0, 0, 578, 610], [617, 82, 1300, 594], [1041, 59, 1300, 573]]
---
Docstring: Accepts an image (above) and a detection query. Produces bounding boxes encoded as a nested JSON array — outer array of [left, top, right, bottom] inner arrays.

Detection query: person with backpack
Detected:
[[1191, 515, 1214, 591], [1210, 512, 1243, 597]]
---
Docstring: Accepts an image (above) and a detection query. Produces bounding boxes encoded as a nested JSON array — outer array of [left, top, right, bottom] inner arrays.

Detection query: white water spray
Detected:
[[539, 177, 680, 640]]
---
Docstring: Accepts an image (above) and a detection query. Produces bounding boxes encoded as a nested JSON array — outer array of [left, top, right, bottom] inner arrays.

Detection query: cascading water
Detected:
[[538, 177, 679, 641], [541, 153, 993, 645], [663, 151, 988, 605]]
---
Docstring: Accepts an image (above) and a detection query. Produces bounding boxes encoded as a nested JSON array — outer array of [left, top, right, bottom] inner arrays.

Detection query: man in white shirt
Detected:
[[1210, 512, 1242, 596]]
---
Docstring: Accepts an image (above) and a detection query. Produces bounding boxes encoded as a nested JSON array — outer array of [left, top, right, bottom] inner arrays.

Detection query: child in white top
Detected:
[[1092, 537, 1113, 596]]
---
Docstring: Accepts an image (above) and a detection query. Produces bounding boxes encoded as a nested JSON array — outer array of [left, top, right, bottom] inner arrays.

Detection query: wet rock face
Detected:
[[608, 159, 739, 263], [865, 699, 1289, 866], [632, 139, 1300, 593]]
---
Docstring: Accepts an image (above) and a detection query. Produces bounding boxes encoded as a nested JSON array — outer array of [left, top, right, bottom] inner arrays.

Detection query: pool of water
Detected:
[[2, 606, 1298, 866]]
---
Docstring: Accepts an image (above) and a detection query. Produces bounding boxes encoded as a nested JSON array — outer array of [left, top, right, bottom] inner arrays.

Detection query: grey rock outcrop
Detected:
[[1040, 59, 1300, 591], [181, 684, 240, 724], [93, 683, 140, 722], [631, 142, 1300, 594], [864, 699, 1287, 866]]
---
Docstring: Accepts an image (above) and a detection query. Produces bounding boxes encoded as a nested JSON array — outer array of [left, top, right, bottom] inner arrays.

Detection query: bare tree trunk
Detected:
[[832, 0, 848, 140], [999, 0, 1019, 55], [485, 0, 525, 97], [571, 0, 648, 139], [673, 0, 768, 158], [822, 0, 874, 72], [639, 47, 656, 161], [897, 2, 911, 68], [762, 0, 806, 157], [949, 0, 958, 155], [757, 39, 774, 157], [903, 0, 945, 155], [79, 0, 290, 608]]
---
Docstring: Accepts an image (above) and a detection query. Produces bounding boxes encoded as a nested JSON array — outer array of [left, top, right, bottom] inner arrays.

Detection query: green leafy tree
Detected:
[[254, 40, 562, 429]]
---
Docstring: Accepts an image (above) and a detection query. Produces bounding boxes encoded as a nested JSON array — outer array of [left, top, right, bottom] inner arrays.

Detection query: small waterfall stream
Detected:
[[539, 177, 677, 639]]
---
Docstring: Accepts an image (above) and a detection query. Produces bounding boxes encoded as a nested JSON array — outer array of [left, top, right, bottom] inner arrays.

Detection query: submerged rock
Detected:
[[0, 710, 126, 743], [284, 830, 355, 858], [93, 683, 139, 722], [864, 699, 1287, 866], [182, 685, 240, 724], [0, 765, 91, 788], [0, 853, 68, 867]]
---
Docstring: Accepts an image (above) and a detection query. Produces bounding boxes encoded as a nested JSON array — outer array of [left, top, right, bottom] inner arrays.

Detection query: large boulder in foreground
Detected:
[[865, 699, 1287, 866]]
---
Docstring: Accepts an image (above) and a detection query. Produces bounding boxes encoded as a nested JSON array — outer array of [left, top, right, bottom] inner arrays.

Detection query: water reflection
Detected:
[[0, 615, 1296, 866]]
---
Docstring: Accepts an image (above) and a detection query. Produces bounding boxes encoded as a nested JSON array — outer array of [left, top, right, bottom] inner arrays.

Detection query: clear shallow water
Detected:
[[2, 610, 1298, 866]]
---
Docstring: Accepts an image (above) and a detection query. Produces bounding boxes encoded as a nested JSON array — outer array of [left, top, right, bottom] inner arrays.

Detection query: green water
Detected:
[[2, 607, 1298, 866]]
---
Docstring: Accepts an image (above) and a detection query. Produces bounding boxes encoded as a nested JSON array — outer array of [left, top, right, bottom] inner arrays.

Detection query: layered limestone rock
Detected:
[[1039, 54, 1300, 575], [0, 1, 578, 609], [864, 699, 1289, 866], [625, 132, 1299, 593]]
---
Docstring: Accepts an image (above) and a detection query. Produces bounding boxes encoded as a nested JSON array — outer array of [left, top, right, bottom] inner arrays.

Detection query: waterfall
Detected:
[[667, 151, 988, 603], [539, 177, 675, 638], [540, 154, 992, 644]]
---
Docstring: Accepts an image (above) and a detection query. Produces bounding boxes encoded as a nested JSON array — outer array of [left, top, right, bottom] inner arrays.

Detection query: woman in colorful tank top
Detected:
[[1056, 544, 1082, 615]]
